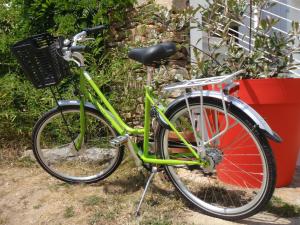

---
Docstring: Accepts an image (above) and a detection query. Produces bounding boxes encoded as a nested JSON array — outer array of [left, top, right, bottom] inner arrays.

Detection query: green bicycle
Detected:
[[12, 26, 281, 220]]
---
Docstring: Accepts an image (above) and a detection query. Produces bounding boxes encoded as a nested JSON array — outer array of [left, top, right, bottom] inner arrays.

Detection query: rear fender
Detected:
[[159, 91, 282, 143]]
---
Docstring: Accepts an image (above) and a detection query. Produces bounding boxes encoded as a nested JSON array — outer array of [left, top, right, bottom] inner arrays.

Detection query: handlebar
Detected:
[[59, 25, 108, 66], [61, 24, 108, 65], [69, 45, 90, 53], [83, 25, 109, 35], [63, 24, 108, 48]]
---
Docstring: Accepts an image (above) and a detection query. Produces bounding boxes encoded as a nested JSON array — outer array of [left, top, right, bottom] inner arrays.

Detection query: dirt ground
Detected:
[[0, 156, 300, 225]]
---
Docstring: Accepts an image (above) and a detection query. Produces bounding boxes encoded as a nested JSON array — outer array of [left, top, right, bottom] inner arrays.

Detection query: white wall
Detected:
[[190, 0, 204, 62]]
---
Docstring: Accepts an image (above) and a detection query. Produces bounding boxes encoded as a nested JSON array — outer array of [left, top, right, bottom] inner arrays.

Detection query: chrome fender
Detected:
[[163, 91, 282, 143], [57, 100, 97, 111]]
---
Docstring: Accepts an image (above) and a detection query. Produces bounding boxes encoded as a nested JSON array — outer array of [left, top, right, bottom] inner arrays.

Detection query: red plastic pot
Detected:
[[168, 131, 195, 154], [218, 78, 300, 187]]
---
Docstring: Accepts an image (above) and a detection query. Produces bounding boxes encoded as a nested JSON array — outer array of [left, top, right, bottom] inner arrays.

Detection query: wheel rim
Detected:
[[162, 104, 269, 216], [35, 109, 120, 181]]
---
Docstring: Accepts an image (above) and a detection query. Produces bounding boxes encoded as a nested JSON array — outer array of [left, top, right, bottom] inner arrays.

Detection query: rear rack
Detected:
[[163, 70, 245, 91], [162, 70, 245, 158]]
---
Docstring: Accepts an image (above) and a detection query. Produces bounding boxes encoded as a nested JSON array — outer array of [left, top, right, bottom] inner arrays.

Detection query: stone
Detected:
[[136, 77, 143, 82], [22, 150, 35, 161], [23, 147, 117, 164], [124, 112, 132, 119], [172, 52, 186, 60], [169, 59, 187, 67], [155, 0, 187, 10], [137, 97, 144, 103], [169, 67, 190, 81], [137, 104, 144, 112], [169, 89, 182, 98]]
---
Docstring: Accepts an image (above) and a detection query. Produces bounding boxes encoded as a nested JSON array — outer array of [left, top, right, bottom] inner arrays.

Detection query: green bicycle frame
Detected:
[[76, 69, 205, 167]]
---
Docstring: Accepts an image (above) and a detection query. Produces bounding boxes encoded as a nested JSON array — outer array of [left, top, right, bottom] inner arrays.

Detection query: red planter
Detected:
[[168, 131, 195, 154], [220, 78, 300, 187]]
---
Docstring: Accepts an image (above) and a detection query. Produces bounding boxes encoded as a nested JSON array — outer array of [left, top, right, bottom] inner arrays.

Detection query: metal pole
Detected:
[[249, 0, 253, 52]]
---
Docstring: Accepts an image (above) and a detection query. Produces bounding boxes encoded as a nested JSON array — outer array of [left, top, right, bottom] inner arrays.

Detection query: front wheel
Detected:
[[157, 96, 276, 220], [32, 105, 124, 184]]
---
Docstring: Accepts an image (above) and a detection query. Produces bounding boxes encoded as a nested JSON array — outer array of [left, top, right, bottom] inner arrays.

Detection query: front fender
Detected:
[[163, 91, 282, 143], [57, 100, 97, 111]]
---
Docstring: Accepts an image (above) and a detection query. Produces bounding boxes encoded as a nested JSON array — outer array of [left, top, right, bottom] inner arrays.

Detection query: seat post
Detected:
[[146, 66, 154, 86]]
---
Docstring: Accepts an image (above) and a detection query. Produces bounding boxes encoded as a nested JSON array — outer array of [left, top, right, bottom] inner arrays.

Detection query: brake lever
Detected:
[[85, 38, 95, 41], [78, 37, 95, 43]]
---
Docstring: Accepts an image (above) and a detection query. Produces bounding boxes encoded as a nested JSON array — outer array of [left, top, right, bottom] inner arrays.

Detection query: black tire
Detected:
[[32, 105, 124, 184], [156, 96, 276, 220]]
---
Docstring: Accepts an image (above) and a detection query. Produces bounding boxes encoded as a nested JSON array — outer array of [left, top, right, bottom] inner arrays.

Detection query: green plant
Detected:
[[33, 204, 42, 209], [142, 218, 173, 225], [0, 0, 137, 148], [88, 211, 102, 225], [63, 206, 75, 218], [266, 196, 300, 217], [82, 195, 102, 207], [191, 0, 300, 78], [17, 156, 37, 167]]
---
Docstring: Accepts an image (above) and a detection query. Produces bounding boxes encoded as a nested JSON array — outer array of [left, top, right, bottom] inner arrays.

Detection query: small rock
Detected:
[[169, 68, 189, 81], [136, 77, 143, 82], [22, 150, 35, 161], [169, 89, 182, 98], [137, 104, 144, 112], [124, 112, 132, 119]]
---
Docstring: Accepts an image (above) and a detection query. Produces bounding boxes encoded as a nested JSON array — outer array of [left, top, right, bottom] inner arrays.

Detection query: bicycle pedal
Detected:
[[110, 135, 129, 147]]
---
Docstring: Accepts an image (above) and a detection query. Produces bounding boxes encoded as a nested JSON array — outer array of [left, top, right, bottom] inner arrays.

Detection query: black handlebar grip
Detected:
[[70, 45, 90, 52], [84, 25, 109, 35]]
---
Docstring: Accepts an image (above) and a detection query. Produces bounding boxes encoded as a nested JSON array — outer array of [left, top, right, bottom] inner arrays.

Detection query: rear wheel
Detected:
[[157, 97, 276, 220], [32, 105, 124, 183]]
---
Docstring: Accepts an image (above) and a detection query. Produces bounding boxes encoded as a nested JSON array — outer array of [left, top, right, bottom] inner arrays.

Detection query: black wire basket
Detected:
[[11, 33, 70, 89]]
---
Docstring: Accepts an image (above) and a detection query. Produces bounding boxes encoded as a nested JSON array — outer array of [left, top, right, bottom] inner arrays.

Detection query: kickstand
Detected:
[[135, 167, 158, 217]]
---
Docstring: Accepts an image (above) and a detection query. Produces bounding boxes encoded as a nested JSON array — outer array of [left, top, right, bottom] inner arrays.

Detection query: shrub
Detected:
[[0, 0, 136, 148]]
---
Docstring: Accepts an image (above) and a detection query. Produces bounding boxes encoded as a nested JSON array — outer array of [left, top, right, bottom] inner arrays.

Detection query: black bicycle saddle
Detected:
[[128, 42, 176, 66]]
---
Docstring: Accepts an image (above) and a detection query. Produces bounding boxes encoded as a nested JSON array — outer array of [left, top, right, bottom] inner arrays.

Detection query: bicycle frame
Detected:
[[75, 69, 205, 167]]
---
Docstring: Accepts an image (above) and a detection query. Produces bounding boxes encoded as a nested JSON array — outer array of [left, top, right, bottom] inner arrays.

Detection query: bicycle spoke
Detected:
[[161, 101, 273, 218]]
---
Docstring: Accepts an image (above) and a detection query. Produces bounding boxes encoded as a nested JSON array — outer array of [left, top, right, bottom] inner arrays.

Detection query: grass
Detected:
[[266, 196, 300, 218], [141, 216, 175, 225], [64, 206, 75, 218], [33, 204, 42, 209], [8, 153, 300, 224], [88, 211, 103, 225], [48, 182, 71, 192], [0, 217, 8, 225], [16, 156, 37, 168], [82, 195, 102, 207]]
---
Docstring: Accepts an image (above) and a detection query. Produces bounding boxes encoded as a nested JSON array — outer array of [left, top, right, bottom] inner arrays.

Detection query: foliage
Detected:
[[191, 0, 300, 78], [0, 0, 24, 75], [266, 196, 300, 218], [0, 0, 136, 147], [21, 0, 135, 34]]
